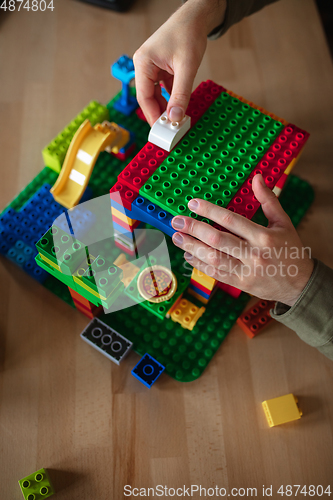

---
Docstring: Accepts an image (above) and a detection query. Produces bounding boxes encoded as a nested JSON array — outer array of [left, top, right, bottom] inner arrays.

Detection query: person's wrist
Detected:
[[179, 0, 227, 36], [282, 258, 314, 307]]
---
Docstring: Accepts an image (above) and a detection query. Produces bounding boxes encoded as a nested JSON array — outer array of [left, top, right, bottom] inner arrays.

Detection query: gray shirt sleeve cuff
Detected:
[[207, 0, 280, 40], [271, 259, 333, 360]]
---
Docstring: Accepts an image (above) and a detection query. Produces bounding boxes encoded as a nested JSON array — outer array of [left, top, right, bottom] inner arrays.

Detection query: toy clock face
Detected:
[[137, 265, 177, 303]]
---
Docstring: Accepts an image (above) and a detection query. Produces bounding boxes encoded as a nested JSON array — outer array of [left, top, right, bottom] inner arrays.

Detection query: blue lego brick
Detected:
[[55, 206, 96, 241], [113, 220, 134, 236], [131, 353, 165, 388], [161, 86, 170, 102], [189, 283, 210, 300], [130, 196, 176, 238], [7, 240, 34, 267], [0, 183, 84, 284], [113, 220, 144, 237], [79, 186, 93, 204], [24, 257, 48, 283], [111, 195, 176, 237], [111, 56, 138, 117], [113, 96, 138, 117], [118, 130, 135, 154], [110, 198, 133, 217], [0, 239, 10, 255], [111, 55, 135, 85]]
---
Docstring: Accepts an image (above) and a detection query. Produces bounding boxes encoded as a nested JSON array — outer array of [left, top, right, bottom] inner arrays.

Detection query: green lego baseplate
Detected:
[[18, 468, 55, 500], [140, 92, 284, 218], [101, 288, 249, 382], [33, 171, 314, 382], [0, 83, 315, 383]]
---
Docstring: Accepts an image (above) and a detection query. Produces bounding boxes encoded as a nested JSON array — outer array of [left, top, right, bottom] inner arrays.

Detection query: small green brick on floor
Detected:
[[42, 101, 109, 173], [18, 468, 54, 500], [140, 92, 283, 218]]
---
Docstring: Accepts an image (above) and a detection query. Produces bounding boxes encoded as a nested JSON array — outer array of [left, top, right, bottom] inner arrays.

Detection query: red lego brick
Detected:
[[69, 287, 102, 319], [190, 279, 211, 296], [237, 299, 275, 338], [217, 282, 242, 298], [136, 107, 147, 122], [225, 124, 310, 219], [111, 80, 225, 198], [110, 181, 138, 210], [186, 80, 226, 126], [112, 141, 136, 161], [117, 142, 167, 193]]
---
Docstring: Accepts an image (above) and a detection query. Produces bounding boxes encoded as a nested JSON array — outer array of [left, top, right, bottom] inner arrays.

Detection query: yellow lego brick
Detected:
[[192, 268, 216, 288], [111, 207, 137, 226], [262, 394, 302, 427], [191, 277, 216, 292], [284, 146, 305, 176], [171, 298, 206, 331], [40, 253, 61, 271], [73, 275, 104, 299], [102, 122, 130, 154], [187, 288, 209, 305], [166, 293, 184, 318]]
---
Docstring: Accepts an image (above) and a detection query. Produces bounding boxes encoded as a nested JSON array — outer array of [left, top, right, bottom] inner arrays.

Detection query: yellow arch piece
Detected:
[[51, 119, 128, 208]]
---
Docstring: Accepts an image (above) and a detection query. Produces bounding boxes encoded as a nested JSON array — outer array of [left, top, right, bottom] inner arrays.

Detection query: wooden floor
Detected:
[[1, 0, 333, 498]]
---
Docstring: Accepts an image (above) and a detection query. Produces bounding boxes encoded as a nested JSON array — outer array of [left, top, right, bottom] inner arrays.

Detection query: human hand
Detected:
[[171, 174, 314, 306], [133, 0, 227, 126]]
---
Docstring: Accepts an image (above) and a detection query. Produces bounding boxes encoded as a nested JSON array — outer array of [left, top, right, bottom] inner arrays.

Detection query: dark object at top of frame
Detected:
[[76, 0, 136, 13]]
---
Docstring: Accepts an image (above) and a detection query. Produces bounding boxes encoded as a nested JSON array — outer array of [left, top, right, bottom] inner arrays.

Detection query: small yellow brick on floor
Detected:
[[262, 393, 302, 427]]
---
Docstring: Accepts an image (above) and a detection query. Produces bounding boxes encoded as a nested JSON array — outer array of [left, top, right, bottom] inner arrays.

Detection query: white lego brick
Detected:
[[148, 111, 191, 152]]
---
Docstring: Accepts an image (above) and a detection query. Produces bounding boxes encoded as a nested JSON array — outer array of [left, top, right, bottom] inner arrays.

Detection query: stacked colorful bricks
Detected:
[[138, 91, 309, 220], [69, 287, 102, 319], [188, 267, 217, 304], [111, 202, 144, 256], [109, 79, 309, 301], [35, 226, 124, 312]]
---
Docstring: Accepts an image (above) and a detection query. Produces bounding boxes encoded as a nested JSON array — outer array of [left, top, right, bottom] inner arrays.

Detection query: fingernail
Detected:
[[188, 199, 199, 211], [172, 233, 183, 245], [172, 217, 185, 230], [169, 107, 184, 122], [257, 174, 266, 187], [184, 252, 193, 260]]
